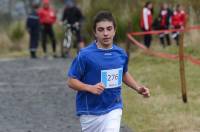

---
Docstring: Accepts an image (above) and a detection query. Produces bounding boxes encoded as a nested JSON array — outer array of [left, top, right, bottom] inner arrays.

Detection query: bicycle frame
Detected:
[[61, 21, 79, 58], [63, 25, 72, 48]]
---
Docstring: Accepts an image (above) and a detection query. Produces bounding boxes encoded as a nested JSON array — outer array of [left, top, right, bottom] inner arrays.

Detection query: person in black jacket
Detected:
[[157, 3, 173, 47], [26, 2, 40, 58], [61, 2, 84, 57]]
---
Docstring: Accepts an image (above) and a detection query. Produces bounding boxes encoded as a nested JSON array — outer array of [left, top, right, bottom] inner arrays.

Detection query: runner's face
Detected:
[[94, 21, 116, 48]]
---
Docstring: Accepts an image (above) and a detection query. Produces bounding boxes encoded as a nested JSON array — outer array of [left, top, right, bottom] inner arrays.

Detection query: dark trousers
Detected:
[[142, 28, 152, 48], [70, 26, 83, 43], [29, 30, 39, 51], [172, 26, 181, 46], [69, 26, 83, 49], [29, 29, 39, 58], [144, 34, 152, 48], [41, 24, 57, 54], [175, 34, 179, 46], [159, 33, 171, 47]]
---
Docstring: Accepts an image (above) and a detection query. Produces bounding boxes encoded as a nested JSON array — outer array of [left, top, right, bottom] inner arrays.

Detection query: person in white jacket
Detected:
[[140, 1, 153, 48]]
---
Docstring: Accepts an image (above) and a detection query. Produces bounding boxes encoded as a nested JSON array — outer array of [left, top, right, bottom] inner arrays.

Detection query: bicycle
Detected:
[[61, 20, 81, 58]]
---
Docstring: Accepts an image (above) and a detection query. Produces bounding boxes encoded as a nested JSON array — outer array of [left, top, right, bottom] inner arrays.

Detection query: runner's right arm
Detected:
[[67, 78, 105, 95]]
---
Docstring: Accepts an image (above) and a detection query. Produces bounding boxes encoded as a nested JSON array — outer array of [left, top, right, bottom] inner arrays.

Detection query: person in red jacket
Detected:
[[38, 0, 57, 57], [171, 4, 186, 45], [140, 1, 153, 48], [157, 3, 173, 47]]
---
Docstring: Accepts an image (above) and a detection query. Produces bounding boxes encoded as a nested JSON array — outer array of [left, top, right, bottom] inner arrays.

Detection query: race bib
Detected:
[[101, 68, 123, 89]]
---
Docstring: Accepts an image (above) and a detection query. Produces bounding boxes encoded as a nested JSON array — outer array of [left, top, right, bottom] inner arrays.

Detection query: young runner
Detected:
[[67, 11, 150, 132]]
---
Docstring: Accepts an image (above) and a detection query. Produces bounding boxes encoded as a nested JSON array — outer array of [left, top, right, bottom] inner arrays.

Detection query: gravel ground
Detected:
[[0, 58, 132, 132]]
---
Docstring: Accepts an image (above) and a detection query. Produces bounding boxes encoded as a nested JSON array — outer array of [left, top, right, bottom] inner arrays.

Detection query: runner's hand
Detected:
[[137, 86, 150, 97], [88, 83, 105, 95]]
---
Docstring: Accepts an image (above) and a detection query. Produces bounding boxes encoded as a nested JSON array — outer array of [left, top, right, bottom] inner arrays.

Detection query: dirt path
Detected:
[[0, 58, 132, 132]]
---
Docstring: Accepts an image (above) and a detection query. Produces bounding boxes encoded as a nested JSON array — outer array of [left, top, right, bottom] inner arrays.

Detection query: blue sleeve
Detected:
[[67, 54, 86, 80]]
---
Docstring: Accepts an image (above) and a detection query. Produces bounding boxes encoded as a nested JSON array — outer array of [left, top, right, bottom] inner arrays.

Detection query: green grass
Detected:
[[122, 51, 200, 132]]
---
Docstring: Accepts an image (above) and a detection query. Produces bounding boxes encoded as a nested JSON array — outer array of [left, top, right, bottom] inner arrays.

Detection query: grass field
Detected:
[[122, 46, 200, 132]]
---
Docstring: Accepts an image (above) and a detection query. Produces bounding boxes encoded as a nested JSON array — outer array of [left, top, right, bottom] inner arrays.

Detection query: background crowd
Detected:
[[140, 2, 187, 48], [26, 0, 187, 59], [26, 0, 84, 58]]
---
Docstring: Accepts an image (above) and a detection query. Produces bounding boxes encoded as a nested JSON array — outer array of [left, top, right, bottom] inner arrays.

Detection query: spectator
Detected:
[[140, 1, 153, 48], [157, 3, 173, 47], [171, 4, 187, 45], [61, 2, 84, 57], [38, 0, 57, 57], [26, 2, 40, 58]]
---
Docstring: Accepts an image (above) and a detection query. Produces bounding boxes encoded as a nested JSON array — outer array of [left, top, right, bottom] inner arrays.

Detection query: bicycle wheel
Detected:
[[61, 28, 72, 58]]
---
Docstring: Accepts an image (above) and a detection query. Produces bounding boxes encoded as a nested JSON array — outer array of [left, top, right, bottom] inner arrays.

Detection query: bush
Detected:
[[8, 21, 25, 42], [0, 33, 12, 53], [7, 21, 26, 51]]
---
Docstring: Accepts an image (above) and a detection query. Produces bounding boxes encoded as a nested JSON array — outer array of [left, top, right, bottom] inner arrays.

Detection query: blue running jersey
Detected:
[[68, 42, 128, 116]]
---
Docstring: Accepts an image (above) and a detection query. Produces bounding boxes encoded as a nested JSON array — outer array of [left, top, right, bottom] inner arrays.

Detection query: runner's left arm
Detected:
[[123, 72, 150, 97]]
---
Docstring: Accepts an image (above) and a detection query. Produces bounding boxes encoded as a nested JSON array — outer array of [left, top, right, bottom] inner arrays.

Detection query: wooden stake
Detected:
[[179, 30, 187, 103]]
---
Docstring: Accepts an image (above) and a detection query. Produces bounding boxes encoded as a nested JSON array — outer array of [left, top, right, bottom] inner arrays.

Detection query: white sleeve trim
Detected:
[[143, 8, 149, 30]]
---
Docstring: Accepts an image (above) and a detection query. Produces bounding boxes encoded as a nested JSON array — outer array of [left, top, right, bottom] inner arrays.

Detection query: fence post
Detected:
[[179, 29, 187, 103]]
